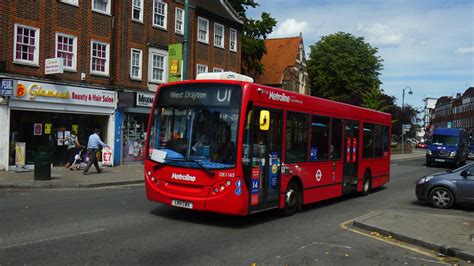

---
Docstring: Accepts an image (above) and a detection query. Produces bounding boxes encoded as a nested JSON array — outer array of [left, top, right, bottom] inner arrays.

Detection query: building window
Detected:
[[149, 48, 168, 83], [59, 0, 78, 6], [90, 41, 109, 75], [92, 0, 110, 15], [153, 0, 167, 29], [132, 0, 143, 22], [56, 33, 77, 71], [213, 68, 223, 72], [175, 8, 184, 34], [196, 64, 208, 75], [130, 48, 142, 80], [197, 17, 209, 44], [214, 23, 224, 48], [229, 28, 237, 52], [14, 24, 40, 65]]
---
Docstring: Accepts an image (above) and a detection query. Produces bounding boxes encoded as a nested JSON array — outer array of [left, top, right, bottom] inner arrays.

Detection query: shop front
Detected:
[[116, 91, 154, 165], [3, 79, 116, 170]]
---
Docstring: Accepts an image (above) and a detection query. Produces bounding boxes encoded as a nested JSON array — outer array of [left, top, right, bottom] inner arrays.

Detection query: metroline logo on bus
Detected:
[[265, 90, 303, 105], [171, 173, 197, 182]]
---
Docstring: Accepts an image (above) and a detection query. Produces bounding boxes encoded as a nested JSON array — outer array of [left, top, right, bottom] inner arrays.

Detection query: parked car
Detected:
[[416, 163, 474, 209], [416, 142, 427, 149], [468, 143, 474, 160]]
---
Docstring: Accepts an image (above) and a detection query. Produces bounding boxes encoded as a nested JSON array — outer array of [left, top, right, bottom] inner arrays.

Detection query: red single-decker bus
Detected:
[[145, 72, 391, 216]]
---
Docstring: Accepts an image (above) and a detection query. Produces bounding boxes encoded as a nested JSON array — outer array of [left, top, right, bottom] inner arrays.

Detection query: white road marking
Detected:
[[0, 228, 105, 250], [408, 256, 449, 265]]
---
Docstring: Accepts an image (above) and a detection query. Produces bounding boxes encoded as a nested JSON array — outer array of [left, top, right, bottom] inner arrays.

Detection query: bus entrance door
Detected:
[[343, 120, 359, 194], [249, 109, 282, 213]]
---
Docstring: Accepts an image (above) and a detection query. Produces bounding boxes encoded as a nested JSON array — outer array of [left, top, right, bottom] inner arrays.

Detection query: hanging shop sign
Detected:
[[13, 80, 116, 107], [136, 92, 155, 107], [45, 58, 64, 75]]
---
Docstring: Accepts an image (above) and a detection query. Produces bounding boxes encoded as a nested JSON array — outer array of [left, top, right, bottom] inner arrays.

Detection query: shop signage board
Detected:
[[168, 43, 182, 82], [136, 92, 154, 107], [13, 80, 116, 107], [0, 79, 14, 96], [45, 58, 64, 75]]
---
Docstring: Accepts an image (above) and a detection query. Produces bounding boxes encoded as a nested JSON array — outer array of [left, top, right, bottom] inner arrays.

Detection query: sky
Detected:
[[247, 0, 474, 110]]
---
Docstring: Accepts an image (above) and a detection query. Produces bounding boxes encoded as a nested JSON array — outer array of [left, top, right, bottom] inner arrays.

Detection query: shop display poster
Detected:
[[33, 123, 42, 136], [44, 123, 52, 134], [15, 142, 26, 167], [57, 131, 64, 145]]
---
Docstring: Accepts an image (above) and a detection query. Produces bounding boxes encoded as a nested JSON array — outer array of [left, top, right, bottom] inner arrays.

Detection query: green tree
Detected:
[[308, 32, 383, 102], [361, 86, 393, 112], [227, 0, 276, 78]]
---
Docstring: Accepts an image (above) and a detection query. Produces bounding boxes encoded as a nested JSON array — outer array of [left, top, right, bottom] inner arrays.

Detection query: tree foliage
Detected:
[[308, 32, 383, 102], [361, 86, 393, 112], [227, 0, 276, 78]]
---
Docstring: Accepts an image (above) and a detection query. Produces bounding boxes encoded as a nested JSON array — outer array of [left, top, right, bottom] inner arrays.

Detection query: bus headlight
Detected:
[[450, 151, 457, 157]]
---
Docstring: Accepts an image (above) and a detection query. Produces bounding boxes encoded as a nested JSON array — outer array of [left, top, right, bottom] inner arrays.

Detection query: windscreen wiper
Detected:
[[162, 158, 215, 178]]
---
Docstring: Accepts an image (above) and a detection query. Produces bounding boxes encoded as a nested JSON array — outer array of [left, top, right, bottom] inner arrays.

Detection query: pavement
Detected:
[[7, 149, 474, 262]]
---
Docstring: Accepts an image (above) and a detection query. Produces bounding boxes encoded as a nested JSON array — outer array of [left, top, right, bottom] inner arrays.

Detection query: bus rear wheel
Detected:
[[281, 181, 301, 216], [361, 175, 371, 196]]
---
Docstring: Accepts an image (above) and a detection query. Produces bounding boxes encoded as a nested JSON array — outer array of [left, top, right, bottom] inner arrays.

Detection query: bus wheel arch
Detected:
[[281, 176, 303, 216], [361, 169, 372, 196]]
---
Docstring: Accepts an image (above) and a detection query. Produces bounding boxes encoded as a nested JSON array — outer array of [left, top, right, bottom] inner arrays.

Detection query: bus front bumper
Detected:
[[145, 176, 249, 216]]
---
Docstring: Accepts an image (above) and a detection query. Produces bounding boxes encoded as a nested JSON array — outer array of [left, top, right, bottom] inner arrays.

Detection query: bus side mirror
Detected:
[[259, 110, 270, 131]]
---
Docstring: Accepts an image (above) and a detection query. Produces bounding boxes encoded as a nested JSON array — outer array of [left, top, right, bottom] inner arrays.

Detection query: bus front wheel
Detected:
[[281, 181, 301, 216]]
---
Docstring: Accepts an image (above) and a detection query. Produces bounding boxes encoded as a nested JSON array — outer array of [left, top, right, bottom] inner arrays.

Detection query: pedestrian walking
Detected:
[[64, 130, 83, 170], [83, 128, 108, 175]]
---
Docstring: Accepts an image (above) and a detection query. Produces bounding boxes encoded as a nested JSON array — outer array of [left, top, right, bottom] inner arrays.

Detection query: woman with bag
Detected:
[[64, 130, 83, 169]]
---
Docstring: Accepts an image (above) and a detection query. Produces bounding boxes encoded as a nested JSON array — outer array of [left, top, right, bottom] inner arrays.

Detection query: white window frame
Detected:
[[214, 23, 224, 48], [55, 32, 77, 71], [132, 0, 144, 22], [175, 8, 184, 35], [59, 0, 79, 6], [13, 24, 40, 66], [148, 48, 168, 84], [197, 17, 209, 44], [153, 0, 168, 30], [90, 40, 110, 76], [213, 67, 224, 73], [92, 0, 111, 15], [196, 64, 208, 76], [230, 28, 237, 52], [130, 48, 143, 80]]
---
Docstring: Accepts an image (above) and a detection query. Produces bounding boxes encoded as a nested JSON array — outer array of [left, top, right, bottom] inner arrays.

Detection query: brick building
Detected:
[[0, 0, 243, 170], [255, 35, 309, 95], [430, 87, 474, 139]]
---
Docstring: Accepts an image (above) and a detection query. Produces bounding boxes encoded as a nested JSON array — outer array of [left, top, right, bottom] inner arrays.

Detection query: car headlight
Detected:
[[426, 150, 432, 155], [418, 175, 434, 184], [450, 151, 456, 157]]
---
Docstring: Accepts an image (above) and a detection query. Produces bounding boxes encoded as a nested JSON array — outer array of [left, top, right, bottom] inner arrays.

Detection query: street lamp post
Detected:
[[401, 87, 413, 154]]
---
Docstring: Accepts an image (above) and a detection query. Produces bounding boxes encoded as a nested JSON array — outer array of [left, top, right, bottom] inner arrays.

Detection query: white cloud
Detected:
[[356, 23, 403, 47], [455, 47, 474, 54], [272, 18, 311, 37]]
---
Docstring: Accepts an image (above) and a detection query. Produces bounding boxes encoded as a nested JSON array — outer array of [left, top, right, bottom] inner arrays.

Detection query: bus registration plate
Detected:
[[171, 199, 193, 209]]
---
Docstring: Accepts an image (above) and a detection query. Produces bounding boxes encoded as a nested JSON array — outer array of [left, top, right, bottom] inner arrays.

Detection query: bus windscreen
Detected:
[[148, 83, 242, 169]]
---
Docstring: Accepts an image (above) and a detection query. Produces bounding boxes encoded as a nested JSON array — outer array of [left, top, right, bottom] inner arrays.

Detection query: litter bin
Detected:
[[34, 152, 52, 181]]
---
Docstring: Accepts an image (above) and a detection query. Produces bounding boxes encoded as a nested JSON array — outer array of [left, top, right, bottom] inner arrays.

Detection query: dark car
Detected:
[[468, 143, 474, 160], [416, 163, 474, 209]]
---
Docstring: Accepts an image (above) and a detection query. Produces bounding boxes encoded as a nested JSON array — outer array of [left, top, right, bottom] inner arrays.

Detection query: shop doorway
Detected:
[[9, 110, 109, 166]]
